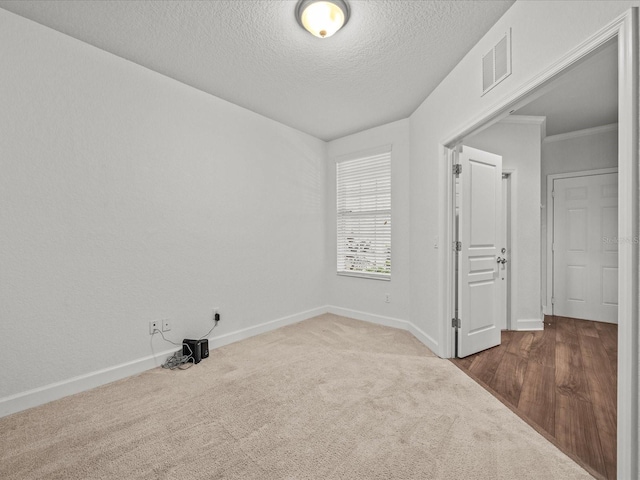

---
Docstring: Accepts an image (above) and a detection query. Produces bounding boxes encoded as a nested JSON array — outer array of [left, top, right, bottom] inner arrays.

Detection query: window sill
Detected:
[[337, 271, 391, 281]]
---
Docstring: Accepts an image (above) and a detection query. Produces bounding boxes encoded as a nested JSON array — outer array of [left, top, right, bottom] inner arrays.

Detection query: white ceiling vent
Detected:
[[482, 29, 511, 95]]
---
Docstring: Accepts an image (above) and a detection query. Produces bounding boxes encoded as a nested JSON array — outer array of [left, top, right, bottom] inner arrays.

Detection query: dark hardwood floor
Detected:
[[451, 315, 617, 480]]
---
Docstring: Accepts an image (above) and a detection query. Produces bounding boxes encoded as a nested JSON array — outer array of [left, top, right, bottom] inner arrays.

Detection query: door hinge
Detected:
[[551, 297, 555, 305], [453, 241, 462, 252], [452, 318, 461, 328], [453, 164, 462, 176], [552, 190, 555, 197]]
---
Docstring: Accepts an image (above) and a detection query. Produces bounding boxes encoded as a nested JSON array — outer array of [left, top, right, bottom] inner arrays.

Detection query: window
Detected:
[[336, 145, 391, 280]]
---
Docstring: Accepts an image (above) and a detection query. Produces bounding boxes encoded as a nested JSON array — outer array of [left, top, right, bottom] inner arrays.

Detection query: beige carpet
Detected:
[[0, 314, 592, 479]]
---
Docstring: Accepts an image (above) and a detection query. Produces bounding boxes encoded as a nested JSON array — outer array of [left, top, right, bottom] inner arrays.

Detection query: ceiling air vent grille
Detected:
[[482, 29, 512, 95]]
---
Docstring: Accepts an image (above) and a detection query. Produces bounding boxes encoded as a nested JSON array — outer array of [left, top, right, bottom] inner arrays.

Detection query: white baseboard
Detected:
[[326, 305, 408, 330], [406, 321, 439, 354], [1, 305, 440, 419], [0, 346, 176, 419], [0, 306, 326, 419], [513, 318, 544, 331], [207, 306, 327, 349], [326, 305, 439, 354]]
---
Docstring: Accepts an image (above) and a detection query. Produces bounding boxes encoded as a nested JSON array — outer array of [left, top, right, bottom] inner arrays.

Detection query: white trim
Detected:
[[545, 168, 619, 181], [500, 115, 547, 141], [512, 318, 544, 331], [615, 9, 638, 478], [498, 115, 546, 125], [545, 168, 619, 316], [207, 306, 327, 350], [337, 271, 391, 281], [326, 305, 439, 354], [407, 321, 439, 354], [543, 123, 618, 144], [502, 168, 518, 332], [445, 145, 458, 359], [0, 306, 327, 419], [0, 346, 175, 418], [440, 9, 638, 477], [326, 305, 407, 329]]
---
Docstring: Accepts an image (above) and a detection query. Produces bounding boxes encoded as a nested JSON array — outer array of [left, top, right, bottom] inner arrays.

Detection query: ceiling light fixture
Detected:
[[295, 0, 350, 39]]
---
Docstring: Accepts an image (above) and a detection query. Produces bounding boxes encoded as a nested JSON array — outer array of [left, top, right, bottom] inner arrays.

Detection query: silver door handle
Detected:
[[496, 257, 507, 264]]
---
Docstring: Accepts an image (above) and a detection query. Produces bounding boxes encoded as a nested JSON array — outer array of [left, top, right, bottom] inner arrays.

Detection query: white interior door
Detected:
[[552, 173, 618, 323], [457, 146, 503, 357]]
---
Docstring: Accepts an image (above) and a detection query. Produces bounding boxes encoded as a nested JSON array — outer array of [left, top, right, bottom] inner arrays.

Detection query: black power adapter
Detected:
[[182, 338, 209, 364]]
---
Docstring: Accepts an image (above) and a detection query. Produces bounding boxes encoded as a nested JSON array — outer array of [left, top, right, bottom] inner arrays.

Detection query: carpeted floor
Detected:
[[0, 314, 592, 479]]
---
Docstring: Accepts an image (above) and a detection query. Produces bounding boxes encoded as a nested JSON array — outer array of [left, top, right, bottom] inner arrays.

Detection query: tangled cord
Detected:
[[156, 322, 218, 370], [157, 330, 193, 370], [162, 349, 193, 370]]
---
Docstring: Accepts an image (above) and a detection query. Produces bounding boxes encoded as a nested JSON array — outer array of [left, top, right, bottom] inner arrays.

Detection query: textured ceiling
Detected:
[[0, 0, 514, 141], [516, 41, 618, 137]]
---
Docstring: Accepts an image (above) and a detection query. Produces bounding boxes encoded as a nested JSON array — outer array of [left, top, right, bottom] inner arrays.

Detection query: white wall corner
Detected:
[[540, 117, 547, 141], [326, 305, 408, 330], [406, 321, 439, 355], [498, 114, 547, 140], [207, 306, 327, 350], [326, 305, 439, 355]]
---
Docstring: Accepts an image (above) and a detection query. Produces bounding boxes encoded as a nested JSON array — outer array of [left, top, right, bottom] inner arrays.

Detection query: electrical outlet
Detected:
[[149, 320, 160, 335], [385, 293, 391, 303], [162, 319, 171, 332]]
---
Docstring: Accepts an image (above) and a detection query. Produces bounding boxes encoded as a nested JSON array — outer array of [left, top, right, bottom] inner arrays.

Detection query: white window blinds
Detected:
[[336, 147, 391, 280]]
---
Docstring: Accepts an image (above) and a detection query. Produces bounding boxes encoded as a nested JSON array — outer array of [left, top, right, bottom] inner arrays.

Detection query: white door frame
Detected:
[[545, 168, 619, 316], [501, 169, 515, 330], [440, 9, 637, 478]]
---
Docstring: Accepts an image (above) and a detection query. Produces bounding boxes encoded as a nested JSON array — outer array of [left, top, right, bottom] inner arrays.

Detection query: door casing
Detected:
[[500, 171, 514, 331]]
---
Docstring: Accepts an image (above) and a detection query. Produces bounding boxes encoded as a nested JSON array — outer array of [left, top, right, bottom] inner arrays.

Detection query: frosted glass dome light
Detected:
[[296, 0, 350, 38]]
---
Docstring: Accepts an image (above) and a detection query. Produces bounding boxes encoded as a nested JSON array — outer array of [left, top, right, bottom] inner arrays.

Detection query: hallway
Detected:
[[452, 316, 617, 480]]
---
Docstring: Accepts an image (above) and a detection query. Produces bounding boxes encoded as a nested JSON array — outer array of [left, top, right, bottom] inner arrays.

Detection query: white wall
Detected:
[[325, 119, 412, 328], [0, 10, 326, 405], [465, 118, 544, 329], [540, 126, 619, 309]]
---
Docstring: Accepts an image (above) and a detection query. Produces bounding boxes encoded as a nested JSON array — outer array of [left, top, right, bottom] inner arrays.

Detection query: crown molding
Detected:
[[543, 123, 618, 143], [499, 115, 547, 125], [498, 115, 547, 139]]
